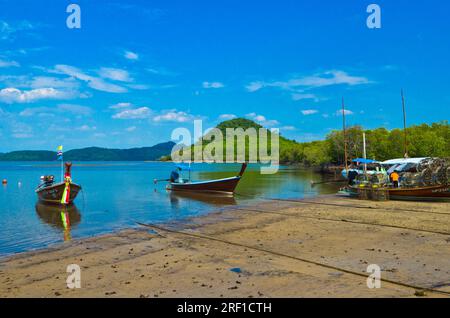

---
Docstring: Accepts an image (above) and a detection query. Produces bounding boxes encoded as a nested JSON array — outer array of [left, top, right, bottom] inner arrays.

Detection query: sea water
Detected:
[[0, 162, 338, 256]]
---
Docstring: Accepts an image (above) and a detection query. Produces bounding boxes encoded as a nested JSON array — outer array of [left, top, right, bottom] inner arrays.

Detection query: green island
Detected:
[[162, 118, 449, 166], [0, 142, 175, 161]]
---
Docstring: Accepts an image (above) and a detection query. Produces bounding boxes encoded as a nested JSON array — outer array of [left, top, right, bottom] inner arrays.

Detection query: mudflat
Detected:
[[0, 196, 449, 298]]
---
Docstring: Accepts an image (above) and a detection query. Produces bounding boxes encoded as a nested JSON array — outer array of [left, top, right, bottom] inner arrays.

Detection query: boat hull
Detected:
[[36, 182, 81, 205], [387, 185, 449, 201], [348, 185, 449, 201], [168, 176, 242, 194]]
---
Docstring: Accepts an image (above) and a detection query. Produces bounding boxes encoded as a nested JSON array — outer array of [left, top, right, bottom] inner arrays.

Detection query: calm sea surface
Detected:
[[0, 162, 339, 256]]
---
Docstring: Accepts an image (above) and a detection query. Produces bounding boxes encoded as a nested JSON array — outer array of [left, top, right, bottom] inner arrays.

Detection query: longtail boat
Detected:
[[160, 163, 247, 194], [36, 162, 81, 205], [344, 158, 449, 201], [385, 184, 449, 200], [347, 184, 449, 201]]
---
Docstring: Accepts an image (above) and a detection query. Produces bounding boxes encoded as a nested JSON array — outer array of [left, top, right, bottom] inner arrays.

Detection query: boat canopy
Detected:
[[381, 158, 429, 165], [352, 158, 379, 164]]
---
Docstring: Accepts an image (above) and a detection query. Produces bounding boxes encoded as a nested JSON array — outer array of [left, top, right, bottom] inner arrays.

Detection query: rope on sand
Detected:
[[234, 193, 450, 217], [136, 221, 450, 296], [227, 206, 450, 236]]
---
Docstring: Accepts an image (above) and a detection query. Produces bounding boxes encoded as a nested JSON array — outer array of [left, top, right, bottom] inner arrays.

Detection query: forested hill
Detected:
[[165, 118, 449, 165], [0, 142, 175, 161]]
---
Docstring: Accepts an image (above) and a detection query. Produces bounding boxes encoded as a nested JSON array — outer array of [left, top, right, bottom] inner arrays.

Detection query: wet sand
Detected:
[[0, 196, 449, 298]]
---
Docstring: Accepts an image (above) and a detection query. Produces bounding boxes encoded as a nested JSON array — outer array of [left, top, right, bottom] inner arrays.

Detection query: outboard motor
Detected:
[[40, 175, 55, 186]]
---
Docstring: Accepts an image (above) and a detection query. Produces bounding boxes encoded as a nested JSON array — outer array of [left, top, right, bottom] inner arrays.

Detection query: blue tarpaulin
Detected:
[[352, 158, 379, 164]]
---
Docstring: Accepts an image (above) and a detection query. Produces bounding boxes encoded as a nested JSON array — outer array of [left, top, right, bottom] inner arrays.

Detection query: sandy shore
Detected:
[[0, 195, 449, 298]]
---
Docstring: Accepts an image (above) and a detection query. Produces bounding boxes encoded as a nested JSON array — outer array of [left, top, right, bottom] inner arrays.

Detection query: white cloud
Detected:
[[58, 104, 93, 116], [125, 126, 137, 132], [219, 114, 237, 120], [98, 67, 133, 82], [0, 20, 36, 41], [112, 107, 152, 119], [0, 87, 73, 103], [20, 104, 93, 117], [127, 84, 150, 90], [153, 110, 196, 123], [202, 81, 224, 89], [0, 59, 19, 67], [301, 109, 319, 116], [245, 81, 264, 92], [124, 51, 139, 60], [246, 70, 370, 93], [146, 67, 177, 76], [280, 126, 296, 131], [54, 64, 128, 93], [12, 133, 33, 139], [30, 76, 79, 89], [77, 125, 96, 131], [0, 75, 79, 92], [88, 79, 127, 93], [112, 105, 202, 123], [0, 108, 35, 139], [109, 102, 132, 109], [20, 107, 54, 117], [246, 112, 279, 127], [335, 109, 354, 116], [292, 93, 319, 102]]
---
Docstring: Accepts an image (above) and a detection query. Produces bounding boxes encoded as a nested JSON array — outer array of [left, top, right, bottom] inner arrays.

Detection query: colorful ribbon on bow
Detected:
[[61, 177, 71, 204]]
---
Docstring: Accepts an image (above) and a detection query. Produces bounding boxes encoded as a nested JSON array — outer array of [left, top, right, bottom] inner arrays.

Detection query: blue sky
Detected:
[[0, 0, 449, 151]]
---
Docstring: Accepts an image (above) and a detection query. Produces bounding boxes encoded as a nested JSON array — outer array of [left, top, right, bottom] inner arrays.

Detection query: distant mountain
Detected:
[[0, 150, 56, 161], [0, 142, 175, 161]]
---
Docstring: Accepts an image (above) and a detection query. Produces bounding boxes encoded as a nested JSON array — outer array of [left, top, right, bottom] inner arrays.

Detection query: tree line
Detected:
[[281, 121, 449, 166]]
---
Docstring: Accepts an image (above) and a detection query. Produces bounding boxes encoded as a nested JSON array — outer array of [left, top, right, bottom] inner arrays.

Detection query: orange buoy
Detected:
[[2, 179, 7, 185]]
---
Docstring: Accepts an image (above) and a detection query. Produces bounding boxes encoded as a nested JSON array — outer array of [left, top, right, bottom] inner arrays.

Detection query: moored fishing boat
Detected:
[[35, 146, 82, 205], [156, 163, 247, 194], [36, 177, 82, 205], [385, 184, 449, 200], [346, 183, 449, 201], [345, 157, 449, 201]]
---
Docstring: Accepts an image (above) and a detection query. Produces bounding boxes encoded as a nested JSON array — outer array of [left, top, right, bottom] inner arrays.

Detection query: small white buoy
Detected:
[[18, 181, 22, 187]]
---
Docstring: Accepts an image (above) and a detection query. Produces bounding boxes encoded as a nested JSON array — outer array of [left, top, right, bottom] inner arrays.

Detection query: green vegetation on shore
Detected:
[[166, 119, 449, 166], [2, 120, 448, 165]]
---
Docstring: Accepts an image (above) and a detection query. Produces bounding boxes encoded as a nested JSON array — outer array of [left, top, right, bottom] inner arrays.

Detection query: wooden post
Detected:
[[342, 97, 349, 175], [401, 89, 408, 158], [363, 132, 367, 173]]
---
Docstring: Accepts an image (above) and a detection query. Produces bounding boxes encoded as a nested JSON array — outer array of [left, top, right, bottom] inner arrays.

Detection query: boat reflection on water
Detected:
[[35, 202, 81, 241], [169, 191, 237, 209]]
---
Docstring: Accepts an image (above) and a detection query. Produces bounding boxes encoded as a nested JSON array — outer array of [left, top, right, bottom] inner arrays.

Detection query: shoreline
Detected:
[[1, 195, 449, 298]]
